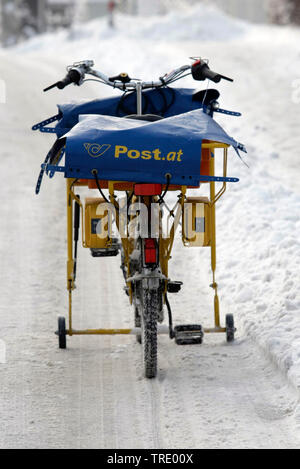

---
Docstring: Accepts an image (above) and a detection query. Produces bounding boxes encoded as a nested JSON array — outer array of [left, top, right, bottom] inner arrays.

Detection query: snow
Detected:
[[0, 2, 300, 448], [14, 3, 249, 53]]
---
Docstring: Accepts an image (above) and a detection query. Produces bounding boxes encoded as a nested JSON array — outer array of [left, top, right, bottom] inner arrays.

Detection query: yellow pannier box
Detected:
[[85, 197, 111, 249], [183, 196, 211, 247]]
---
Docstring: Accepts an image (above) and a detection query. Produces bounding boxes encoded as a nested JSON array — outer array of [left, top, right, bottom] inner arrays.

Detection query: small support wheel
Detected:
[[57, 316, 67, 349], [225, 314, 235, 343]]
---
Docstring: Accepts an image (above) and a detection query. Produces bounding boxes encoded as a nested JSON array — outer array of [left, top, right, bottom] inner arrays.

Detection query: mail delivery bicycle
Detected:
[[33, 58, 246, 378]]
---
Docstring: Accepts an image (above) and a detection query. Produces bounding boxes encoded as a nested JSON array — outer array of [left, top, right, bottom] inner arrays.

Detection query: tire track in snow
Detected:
[[146, 379, 164, 448], [76, 252, 150, 448], [111, 338, 148, 449], [101, 351, 118, 448], [157, 353, 198, 449], [93, 257, 164, 449]]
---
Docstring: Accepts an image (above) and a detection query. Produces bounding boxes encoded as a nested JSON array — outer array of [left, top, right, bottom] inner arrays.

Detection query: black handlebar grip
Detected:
[[191, 61, 233, 83], [192, 61, 221, 83], [201, 67, 222, 83], [57, 77, 73, 89], [57, 69, 82, 89], [44, 69, 82, 92]]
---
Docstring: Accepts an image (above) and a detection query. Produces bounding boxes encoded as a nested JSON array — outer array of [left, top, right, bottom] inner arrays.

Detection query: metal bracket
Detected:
[[202, 105, 241, 117], [41, 163, 66, 173], [199, 175, 239, 183], [215, 108, 241, 117], [32, 113, 61, 133]]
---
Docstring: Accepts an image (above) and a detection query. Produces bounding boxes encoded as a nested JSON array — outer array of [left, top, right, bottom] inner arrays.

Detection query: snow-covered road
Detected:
[[0, 4, 300, 448]]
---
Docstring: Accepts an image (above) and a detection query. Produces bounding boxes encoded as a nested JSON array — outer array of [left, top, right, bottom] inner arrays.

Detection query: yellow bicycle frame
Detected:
[[65, 142, 229, 337]]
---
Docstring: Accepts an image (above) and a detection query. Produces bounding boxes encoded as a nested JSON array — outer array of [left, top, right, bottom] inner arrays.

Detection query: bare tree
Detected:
[[267, 0, 291, 24], [267, 0, 300, 24], [289, 0, 300, 23]]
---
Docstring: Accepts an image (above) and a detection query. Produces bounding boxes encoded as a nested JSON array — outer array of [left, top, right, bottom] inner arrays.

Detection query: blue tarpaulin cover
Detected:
[[55, 88, 200, 138], [62, 108, 243, 186]]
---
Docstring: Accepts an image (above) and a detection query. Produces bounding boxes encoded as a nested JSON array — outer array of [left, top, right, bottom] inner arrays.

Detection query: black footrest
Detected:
[[90, 248, 119, 258], [167, 281, 183, 293], [174, 324, 203, 345]]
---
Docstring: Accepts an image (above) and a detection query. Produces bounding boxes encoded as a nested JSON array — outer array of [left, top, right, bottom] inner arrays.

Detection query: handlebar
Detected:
[[43, 59, 233, 93]]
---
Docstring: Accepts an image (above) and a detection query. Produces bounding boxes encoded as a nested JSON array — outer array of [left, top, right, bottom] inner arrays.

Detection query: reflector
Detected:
[[144, 238, 157, 264], [134, 183, 162, 196]]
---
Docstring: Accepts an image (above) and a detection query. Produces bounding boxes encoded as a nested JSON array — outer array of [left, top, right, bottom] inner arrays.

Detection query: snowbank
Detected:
[[13, 3, 248, 55]]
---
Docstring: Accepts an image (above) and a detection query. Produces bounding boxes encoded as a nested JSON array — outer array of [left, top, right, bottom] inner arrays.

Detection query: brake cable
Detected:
[[158, 174, 171, 205], [92, 169, 110, 204], [126, 190, 135, 222]]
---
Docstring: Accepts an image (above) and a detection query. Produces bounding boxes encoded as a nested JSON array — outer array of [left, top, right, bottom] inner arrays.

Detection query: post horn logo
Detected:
[[84, 143, 111, 158]]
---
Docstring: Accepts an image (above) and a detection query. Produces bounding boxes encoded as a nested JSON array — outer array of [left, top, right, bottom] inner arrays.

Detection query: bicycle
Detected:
[[33, 58, 246, 378]]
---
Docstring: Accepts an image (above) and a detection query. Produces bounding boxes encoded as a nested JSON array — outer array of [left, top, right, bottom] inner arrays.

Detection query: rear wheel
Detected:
[[141, 289, 159, 378]]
